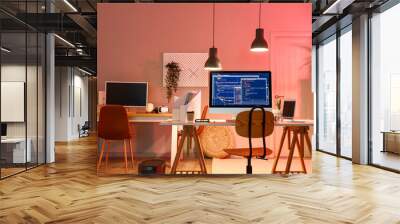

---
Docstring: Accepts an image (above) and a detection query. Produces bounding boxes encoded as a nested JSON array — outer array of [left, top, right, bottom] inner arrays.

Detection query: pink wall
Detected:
[[98, 3, 312, 118]]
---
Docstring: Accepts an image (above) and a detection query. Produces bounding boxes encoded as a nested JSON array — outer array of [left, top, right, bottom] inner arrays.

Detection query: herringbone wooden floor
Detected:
[[1, 136, 400, 224]]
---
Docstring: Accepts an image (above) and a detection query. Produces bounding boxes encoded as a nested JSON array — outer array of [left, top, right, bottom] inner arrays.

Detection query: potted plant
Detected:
[[165, 61, 182, 102]]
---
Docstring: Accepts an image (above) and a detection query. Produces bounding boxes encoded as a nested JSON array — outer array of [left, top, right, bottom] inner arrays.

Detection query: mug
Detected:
[[187, 111, 195, 122]]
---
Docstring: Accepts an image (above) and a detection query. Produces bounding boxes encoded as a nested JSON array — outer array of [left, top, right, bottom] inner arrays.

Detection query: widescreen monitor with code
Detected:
[[209, 71, 272, 109]]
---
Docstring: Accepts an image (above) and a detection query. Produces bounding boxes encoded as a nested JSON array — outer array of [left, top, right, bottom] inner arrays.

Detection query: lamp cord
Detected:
[[259, 1, 262, 28], [213, 2, 215, 47]]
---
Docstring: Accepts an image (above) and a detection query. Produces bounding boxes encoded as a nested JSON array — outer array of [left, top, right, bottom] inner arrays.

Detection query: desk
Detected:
[[128, 112, 172, 123], [160, 120, 235, 174], [97, 112, 173, 165], [1, 138, 31, 164], [381, 131, 400, 154], [271, 121, 313, 174], [161, 120, 313, 174], [120, 113, 173, 160]]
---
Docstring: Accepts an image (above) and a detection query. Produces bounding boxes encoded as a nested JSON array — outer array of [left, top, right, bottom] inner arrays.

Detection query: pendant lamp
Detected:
[[250, 2, 269, 52], [205, 2, 222, 70]]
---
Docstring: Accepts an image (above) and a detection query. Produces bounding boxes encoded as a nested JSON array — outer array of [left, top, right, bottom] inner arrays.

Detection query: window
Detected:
[[317, 35, 337, 154], [370, 3, 400, 171], [339, 27, 352, 158]]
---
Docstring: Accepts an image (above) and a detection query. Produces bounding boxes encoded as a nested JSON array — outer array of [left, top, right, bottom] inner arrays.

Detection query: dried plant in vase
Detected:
[[275, 95, 284, 111], [273, 95, 284, 121], [165, 61, 182, 102]]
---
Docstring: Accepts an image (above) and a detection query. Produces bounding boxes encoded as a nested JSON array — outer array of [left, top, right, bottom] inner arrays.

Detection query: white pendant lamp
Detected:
[[250, 2, 269, 52], [205, 2, 222, 71]]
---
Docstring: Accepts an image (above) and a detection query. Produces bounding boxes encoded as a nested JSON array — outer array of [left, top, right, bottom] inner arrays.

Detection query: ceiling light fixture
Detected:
[[322, 0, 354, 15], [205, 2, 222, 71], [250, 2, 269, 52], [1, 47, 11, 53], [78, 67, 93, 76], [63, 0, 78, 12], [54, 34, 75, 48]]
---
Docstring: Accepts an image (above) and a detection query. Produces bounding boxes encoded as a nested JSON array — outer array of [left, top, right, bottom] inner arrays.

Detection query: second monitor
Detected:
[[209, 71, 272, 114]]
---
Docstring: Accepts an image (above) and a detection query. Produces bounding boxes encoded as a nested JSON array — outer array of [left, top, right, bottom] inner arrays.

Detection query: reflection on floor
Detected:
[[0, 167, 26, 178], [98, 157, 312, 175], [0, 162, 44, 178], [372, 151, 400, 170], [212, 157, 312, 174]]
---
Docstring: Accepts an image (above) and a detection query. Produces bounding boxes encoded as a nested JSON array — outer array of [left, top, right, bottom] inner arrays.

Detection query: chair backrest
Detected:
[[235, 110, 274, 138], [98, 105, 131, 140], [82, 121, 90, 129]]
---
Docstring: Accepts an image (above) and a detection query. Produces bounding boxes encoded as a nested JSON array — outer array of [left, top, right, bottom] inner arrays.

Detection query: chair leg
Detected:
[[123, 139, 128, 173], [97, 140, 106, 173], [105, 141, 111, 170], [272, 127, 287, 173], [129, 139, 134, 169]]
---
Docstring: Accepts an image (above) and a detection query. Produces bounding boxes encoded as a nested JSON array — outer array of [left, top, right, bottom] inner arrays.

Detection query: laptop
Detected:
[[282, 100, 296, 120]]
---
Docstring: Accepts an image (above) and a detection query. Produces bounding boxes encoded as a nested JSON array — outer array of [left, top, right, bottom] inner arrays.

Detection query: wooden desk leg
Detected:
[[171, 130, 187, 174], [186, 132, 192, 158], [295, 129, 307, 173], [128, 139, 134, 169], [193, 128, 207, 174], [285, 130, 298, 174], [105, 141, 111, 170], [287, 130, 291, 150], [305, 130, 313, 155], [272, 127, 288, 173]]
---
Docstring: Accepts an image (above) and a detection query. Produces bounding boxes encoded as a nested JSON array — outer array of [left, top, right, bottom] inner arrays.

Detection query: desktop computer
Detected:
[[209, 71, 272, 115], [105, 81, 148, 107]]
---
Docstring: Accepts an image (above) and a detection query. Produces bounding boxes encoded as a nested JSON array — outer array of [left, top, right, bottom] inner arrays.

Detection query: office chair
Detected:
[[78, 121, 90, 138], [97, 105, 134, 173], [224, 107, 274, 174]]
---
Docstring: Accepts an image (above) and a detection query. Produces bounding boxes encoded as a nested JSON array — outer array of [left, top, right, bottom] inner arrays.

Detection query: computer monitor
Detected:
[[106, 82, 148, 107], [282, 100, 296, 119], [209, 71, 272, 114], [1, 123, 7, 138]]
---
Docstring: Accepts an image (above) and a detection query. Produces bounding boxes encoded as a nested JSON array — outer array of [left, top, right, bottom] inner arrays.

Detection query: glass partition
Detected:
[[1, 31, 28, 177], [317, 35, 337, 154], [0, 1, 46, 179]]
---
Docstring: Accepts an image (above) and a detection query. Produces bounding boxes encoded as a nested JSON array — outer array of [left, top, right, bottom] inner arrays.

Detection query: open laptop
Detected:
[[282, 100, 296, 120]]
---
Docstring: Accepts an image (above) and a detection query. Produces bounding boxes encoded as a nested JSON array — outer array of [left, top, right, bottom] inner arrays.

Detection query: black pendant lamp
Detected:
[[251, 2, 269, 52], [205, 2, 222, 71]]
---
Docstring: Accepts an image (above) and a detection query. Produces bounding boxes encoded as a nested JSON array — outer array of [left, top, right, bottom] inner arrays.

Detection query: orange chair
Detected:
[[224, 107, 274, 174], [97, 105, 134, 173]]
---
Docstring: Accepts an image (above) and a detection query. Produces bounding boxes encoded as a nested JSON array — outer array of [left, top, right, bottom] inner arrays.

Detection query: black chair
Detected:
[[79, 121, 90, 138]]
